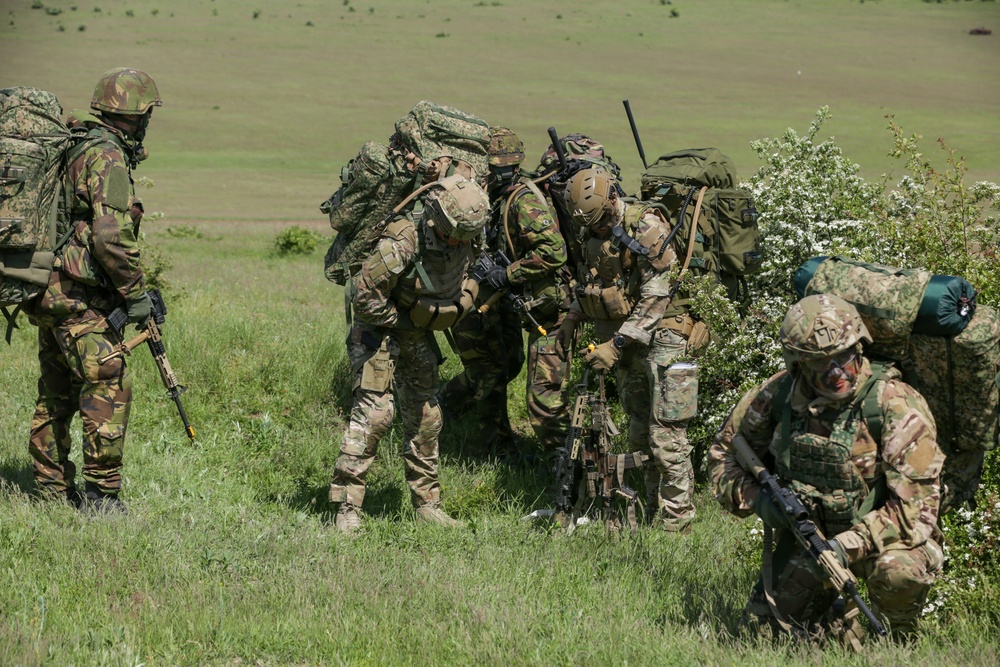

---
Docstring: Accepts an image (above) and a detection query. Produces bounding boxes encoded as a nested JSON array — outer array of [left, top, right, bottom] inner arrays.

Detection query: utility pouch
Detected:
[[409, 297, 462, 330], [600, 285, 632, 320], [580, 283, 610, 320], [359, 338, 394, 392], [686, 319, 711, 355]]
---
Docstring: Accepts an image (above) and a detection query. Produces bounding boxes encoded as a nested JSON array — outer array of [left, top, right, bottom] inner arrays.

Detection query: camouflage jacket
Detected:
[[28, 110, 144, 325], [493, 184, 571, 321], [709, 359, 944, 559], [352, 214, 474, 329], [573, 202, 676, 346]]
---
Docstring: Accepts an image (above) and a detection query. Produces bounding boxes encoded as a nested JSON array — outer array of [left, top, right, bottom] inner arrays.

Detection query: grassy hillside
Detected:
[[3, 0, 998, 220]]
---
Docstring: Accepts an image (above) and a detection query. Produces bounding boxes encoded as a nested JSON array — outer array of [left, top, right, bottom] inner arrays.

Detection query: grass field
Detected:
[[2, 0, 1000, 664]]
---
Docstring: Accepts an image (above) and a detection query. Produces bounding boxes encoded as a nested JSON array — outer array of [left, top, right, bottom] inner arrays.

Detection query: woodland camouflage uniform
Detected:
[[329, 176, 488, 530], [563, 169, 700, 532], [24, 68, 161, 507], [709, 295, 944, 642], [441, 127, 574, 455]]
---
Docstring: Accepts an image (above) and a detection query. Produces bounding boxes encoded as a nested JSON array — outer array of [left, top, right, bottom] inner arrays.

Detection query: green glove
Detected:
[[751, 491, 787, 530], [125, 293, 152, 328], [555, 317, 577, 360], [582, 339, 621, 373]]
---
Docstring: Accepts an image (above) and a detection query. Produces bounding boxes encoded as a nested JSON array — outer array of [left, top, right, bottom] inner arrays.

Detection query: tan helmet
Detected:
[[488, 126, 525, 167], [567, 167, 616, 228], [424, 175, 490, 241], [91, 68, 163, 116], [779, 294, 872, 369]]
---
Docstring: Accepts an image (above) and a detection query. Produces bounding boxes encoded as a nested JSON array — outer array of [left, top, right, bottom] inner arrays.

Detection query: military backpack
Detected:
[[794, 255, 999, 509]]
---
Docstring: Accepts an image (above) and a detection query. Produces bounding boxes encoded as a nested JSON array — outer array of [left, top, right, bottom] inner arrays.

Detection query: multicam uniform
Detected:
[[709, 301, 944, 639], [330, 209, 480, 512], [572, 198, 700, 531], [25, 110, 148, 500]]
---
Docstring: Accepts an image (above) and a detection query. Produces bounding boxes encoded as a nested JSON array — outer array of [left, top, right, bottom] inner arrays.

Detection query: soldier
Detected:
[[24, 68, 162, 513], [708, 294, 944, 643], [329, 175, 490, 534], [441, 127, 574, 457], [558, 168, 704, 532]]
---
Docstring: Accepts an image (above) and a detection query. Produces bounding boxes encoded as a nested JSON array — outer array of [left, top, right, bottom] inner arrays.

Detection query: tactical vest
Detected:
[[393, 217, 475, 330], [770, 364, 895, 536]]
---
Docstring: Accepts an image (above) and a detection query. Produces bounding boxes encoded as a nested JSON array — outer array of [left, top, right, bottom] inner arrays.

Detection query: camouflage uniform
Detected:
[[568, 182, 700, 532], [24, 70, 160, 504], [330, 177, 486, 521], [708, 295, 944, 641]]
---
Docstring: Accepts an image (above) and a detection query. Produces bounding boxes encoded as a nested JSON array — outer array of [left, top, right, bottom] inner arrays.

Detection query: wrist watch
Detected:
[[612, 333, 629, 350]]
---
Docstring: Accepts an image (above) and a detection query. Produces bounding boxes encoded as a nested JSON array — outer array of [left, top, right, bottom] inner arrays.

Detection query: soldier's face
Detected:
[[801, 348, 861, 399]]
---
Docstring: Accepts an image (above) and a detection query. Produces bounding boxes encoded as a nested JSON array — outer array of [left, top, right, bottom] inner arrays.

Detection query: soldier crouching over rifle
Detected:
[[329, 175, 489, 535], [708, 295, 944, 648]]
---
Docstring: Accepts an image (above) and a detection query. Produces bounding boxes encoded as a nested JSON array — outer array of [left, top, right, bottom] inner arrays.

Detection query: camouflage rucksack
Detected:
[[794, 255, 997, 509], [392, 100, 490, 188], [0, 87, 95, 339], [639, 147, 762, 299]]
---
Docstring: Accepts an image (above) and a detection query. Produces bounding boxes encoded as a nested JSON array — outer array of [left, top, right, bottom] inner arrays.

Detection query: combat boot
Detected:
[[334, 503, 362, 536], [80, 487, 127, 516], [415, 503, 465, 528]]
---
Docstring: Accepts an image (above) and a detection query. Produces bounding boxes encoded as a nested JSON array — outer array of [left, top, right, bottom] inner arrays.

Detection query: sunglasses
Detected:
[[801, 349, 858, 375]]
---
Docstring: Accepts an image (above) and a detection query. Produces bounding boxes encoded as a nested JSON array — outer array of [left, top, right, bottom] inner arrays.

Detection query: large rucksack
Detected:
[[794, 255, 998, 509], [639, 147, 762, 299], [321, 101, 490, 285], [1, 87, 76, 337]]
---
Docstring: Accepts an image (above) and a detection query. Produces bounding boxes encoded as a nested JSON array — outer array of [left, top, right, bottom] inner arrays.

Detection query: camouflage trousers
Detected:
[[745, 535, 944, 640], [439, 299, 524, 450], [329, 324, 445, 509], [525, 314, 572, 453], [30, 314, 132, 497], [614, 328, 698, 531]]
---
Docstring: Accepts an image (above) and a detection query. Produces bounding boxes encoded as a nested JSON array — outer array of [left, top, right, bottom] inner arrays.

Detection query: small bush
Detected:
[[273, 226, 323, 256]]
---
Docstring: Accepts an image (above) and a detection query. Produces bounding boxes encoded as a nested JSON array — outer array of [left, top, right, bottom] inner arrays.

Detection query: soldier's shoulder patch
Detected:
[[104, 165, 132, 212]]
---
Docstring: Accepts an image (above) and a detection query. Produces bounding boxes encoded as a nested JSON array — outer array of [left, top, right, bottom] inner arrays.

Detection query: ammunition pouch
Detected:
[[409, 297, 464, 330], [687, 319, 711, 354], [358, 336, 395, 393], [578, 283, 633, 321]]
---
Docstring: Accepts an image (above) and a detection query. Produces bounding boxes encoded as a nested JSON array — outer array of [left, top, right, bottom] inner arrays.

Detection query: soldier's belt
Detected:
[[661, 313, 695, 338]]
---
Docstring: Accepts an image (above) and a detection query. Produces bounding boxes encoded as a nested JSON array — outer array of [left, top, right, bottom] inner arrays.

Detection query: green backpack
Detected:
[[639, 148, 762, 298], [794, 255, 997, 509], [392, 100, 490, 186]]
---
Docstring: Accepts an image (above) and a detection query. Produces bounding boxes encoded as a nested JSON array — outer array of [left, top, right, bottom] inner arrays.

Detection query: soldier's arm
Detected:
[[709, 372, 787, 517], [84, 146, 145, 301], [618, 212, 672, 345], [352, 219, 418, 327], [838, 379, 944, 560], [504, 190, 567, 285]]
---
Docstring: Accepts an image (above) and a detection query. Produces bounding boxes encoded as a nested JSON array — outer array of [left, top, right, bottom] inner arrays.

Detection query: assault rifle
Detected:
[[552, 368, 648, 534], [99, 289, 196, 443], [471, 249, 547, 336], [731, 433, 887, 637]]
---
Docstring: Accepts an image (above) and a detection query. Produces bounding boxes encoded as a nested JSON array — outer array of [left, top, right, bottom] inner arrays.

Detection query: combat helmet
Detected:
[[779, 294, 872, 369], [424, 175, 490, 241], [91, 68, 163, 116], [488, 126, 525, 167], [567, 167, 616, 228]]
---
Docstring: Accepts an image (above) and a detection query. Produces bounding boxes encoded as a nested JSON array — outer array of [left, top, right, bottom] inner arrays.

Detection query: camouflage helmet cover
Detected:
[[567, 167, 616, 228], [424, 175, 490, 241], [488, 126, 525, 167], [779, 294, 873, 365], [91, 68, 163, 116]]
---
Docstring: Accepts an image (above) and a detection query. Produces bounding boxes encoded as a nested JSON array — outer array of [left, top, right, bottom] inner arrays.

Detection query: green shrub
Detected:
[[273, 225, 323, 256]]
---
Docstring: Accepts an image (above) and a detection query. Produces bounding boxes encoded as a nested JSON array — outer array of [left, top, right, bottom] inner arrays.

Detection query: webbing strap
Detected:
[[2, 305, 22, 344]]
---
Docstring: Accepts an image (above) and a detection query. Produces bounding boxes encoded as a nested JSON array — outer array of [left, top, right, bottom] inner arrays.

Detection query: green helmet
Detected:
[[488, 126, 525, 167], [779, 294, 872, 368], [91, 68, 163, 116], [567, 167, 616, 228], [424, 175, 490, 241]]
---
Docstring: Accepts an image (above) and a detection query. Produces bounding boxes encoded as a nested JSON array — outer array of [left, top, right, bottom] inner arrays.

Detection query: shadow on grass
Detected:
[[0, 459, 35, 497]]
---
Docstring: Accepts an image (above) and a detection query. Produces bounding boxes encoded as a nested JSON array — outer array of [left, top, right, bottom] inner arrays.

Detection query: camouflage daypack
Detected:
[[321, 102, 490, 285], [639, 147, 762, 299], [794, 255, 997, 509], [0, 87, 84, 338]]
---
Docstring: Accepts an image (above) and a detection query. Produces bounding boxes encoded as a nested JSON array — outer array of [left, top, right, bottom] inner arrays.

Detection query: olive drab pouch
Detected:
[[321, 141, 418, 285], [358, 337, 395, 393]]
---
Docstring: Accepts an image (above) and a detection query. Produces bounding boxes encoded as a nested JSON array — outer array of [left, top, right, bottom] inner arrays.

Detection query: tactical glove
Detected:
[[484, 265, 509, 291], [125, 293, 153, 329], [828, 538, 850, 569], [555, 317, 577, 360], [830, 529, 867, 566], [751, 491, 787, 530], [582, 340, 621, 373]]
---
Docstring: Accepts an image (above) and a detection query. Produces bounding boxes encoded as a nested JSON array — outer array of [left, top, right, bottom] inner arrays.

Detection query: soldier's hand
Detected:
[[555, 317, 577, 360], [582, 340, 621, 373], [484, 265, 509, 291], [130, 201, 144, 224], [751, 490, 786, 530], [125, 293, 153, 329]]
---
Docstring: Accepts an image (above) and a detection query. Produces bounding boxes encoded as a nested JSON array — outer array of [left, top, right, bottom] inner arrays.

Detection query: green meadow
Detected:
[[2, 0, 999, 664]]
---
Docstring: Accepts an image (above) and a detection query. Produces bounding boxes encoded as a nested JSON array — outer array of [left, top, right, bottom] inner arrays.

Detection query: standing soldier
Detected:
[[441, 127, 574, 457], [709, 295, 943, 644], [330, 175, 489, 534], [559, 168, 707, 532], [24, 68, 162, 513]]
